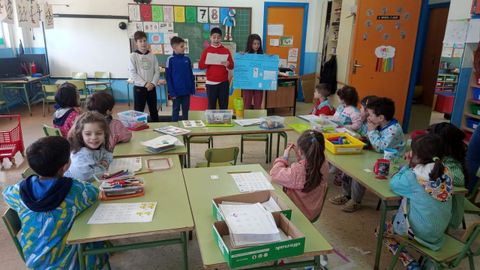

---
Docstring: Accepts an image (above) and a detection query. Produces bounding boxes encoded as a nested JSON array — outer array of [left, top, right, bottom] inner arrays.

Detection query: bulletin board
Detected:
[[127, 4, 252, 65]]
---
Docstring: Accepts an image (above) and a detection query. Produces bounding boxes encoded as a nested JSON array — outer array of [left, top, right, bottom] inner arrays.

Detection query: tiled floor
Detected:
[[0, 102, 478, 270]]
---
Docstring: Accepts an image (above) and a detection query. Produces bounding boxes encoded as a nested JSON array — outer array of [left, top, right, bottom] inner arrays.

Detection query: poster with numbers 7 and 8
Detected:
[[233, 53, 279, 91]]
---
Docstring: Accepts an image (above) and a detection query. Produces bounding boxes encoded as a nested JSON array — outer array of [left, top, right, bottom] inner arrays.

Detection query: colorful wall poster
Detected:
[[16, 0, 31, 28], [158, 22, 174, 33], [150, 44, 163, 55], [197, 7, 208, 23], [220, 8, 230, 25], [128, 4, 141, 21], [233, 53, 279, 91], [42, 3, 54, 29], [143, 22, 159, 33], [374, 45, 396, 72], [164, 33, 178, 44], [185, 6, 196, 23], [288, 48, 298, 62], [164, 43, 173, 55], [280, 36, 293, 47], [148, 33, 164, 44], [151, 5, 163, 22], [139, 4, 152, 21], [128, 22, 144, 38], [174, 6, 185, 22], [163, 6, 174, 22], [184, 38, 190, 54]]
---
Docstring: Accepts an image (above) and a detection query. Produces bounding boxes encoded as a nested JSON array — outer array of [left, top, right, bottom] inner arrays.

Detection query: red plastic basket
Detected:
[[0, 115, 25, 166]]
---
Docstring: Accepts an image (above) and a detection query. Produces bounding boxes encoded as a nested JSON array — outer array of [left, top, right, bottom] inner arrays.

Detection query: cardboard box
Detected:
[[301, 73, 317, 103], [212, 191, 292, 221], [212, 212, 305, 268]]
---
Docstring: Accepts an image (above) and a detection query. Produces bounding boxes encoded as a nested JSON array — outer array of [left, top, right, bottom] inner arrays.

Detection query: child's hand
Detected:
[[99, 160, 109, 169], [146, 82, 155, 91], [221, 61, 230, 67], [367, 120, 378, 131]]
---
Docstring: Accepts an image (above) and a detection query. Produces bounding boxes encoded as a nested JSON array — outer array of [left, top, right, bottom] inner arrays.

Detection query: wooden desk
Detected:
[[0, 75, 50, 115], [67, 155, 193, 270], [183, 164, 333, 269], [265, 76, 299, 115], [113, 122, 187, 161]]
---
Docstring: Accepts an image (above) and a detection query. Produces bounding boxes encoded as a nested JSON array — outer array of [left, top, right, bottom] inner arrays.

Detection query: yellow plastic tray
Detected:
[[324, 133, 366, 154]]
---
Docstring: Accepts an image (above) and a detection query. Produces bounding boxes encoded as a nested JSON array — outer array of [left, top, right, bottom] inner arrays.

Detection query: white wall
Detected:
[[447, 0, 472, 19]]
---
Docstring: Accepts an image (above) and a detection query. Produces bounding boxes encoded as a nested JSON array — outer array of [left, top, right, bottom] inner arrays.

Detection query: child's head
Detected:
[[27, 136, 71, 178], [428, 122, 467, 175], [297, 130, 326, 193], [410, 134, 446, 181], [171, 36, 186, 54], [314, 84, 331, 101], [366, 97, 395, 126], [134, 31, 148, 52], [246, 34, 263, 54], [210, 27, 222, 46], [86, 92, 115, 118], [337, 85, 358, 106], [360, 95, 378, 120], [68, 111, 110, 153], [55, 82, 80, 108]]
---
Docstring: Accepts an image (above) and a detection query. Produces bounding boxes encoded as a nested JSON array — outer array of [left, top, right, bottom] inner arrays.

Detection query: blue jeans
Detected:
[[172, 95, 190, 122]]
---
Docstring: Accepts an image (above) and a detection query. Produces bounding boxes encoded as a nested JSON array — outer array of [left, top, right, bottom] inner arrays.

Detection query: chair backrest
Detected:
[[42, 84, 58, 95], [2, 209, 25, 261], [244, 109, 267, 119], [94, 71, 110, 80], [188, 111, 205, 121], [467, 167, 480, 202], [43, 125, 62, 137], [72, 72, 87, 80], [447, 221, 480, 267], [22, 167, 36, 178], [67, 80, 86, 91], [310, 186, 329, 223], [0, 115, 23, 145], [205, 147, 239, 167]]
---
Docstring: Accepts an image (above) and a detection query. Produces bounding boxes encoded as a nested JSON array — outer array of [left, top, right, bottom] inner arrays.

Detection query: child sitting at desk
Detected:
[[53, 82, 82, 137], [270, 130, 329, 221], [331, 85, 362, 131], [380, 134, 453, 269], [65, 111, 113, 182], [428, 123, 467, 229], [2, 136, 106, 269], [86, 91, 132, 150], [358, 95, 378, 137], [311, 84, 335, 116]]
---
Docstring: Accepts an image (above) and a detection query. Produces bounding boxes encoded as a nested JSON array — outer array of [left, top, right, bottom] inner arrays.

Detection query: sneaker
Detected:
[[333, 173, 342, 186], [407, 261, 421, 270], [329, 194, 349, 205], [342, 200, 361, 212]]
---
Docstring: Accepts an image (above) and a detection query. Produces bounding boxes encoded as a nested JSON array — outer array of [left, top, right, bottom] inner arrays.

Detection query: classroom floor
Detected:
[[0, 102, 478, 270]]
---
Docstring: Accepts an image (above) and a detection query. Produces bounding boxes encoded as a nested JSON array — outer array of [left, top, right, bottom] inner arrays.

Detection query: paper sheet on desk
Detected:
[[108, 157, 142, 174], [230, 172, 274, 192], [205, 53, 228, 65], [88, 202, 157, 224], [142, 135, 184, 147]]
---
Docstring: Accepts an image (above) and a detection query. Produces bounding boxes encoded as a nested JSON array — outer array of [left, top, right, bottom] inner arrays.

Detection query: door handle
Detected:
[[352, 60, 363, 74]]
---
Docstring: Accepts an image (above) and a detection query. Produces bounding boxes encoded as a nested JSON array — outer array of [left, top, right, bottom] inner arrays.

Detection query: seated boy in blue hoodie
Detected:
[[166, 36, 195, 122], [2, 136, 106, 269]]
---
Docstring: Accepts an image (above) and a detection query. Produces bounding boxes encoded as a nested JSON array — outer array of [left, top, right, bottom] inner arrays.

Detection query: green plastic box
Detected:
[[471, 104, 480, 116]]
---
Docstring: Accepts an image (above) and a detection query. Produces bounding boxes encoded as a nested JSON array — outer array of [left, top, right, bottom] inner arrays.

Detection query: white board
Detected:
[[44, 17, 131, 78]]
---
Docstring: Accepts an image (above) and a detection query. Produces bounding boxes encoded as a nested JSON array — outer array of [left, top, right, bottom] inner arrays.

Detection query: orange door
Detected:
[[349, 0, 422, 122], [264, 5, 306, 74]]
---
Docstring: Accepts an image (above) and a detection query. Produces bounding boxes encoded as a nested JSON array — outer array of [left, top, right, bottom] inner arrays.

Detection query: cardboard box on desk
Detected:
[[301, 73, 317, 103], [212, 212, 305, 268], [212, 191, 292, 221]]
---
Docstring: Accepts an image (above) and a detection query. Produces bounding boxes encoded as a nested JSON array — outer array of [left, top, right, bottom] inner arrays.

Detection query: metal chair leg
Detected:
[[240, 137, 244, 163]]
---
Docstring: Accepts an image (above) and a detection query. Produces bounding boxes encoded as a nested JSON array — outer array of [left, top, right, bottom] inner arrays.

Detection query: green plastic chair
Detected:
[[388, 221, 480, 270], [188, 111, 213, 148], [462, 168, 480, 229], [72, 72, 87, 80], [92, 71, 113, 95], [2, 209, 25, 262], [196, 147, 239, 168], [0, 99, 10, 114], [42, 84, 57, 117], [67, 80, 88, 102], [43, 125, 62, 137], [240, 110, 270, 163], [21, 167, 35, 178]]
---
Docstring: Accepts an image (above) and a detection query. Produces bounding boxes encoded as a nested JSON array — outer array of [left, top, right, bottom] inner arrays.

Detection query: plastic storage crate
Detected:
[[324, 133, 366, 154], [205, 110, 233, 127], [259, 116, 285, 129], [117, 110, 148, 130], [466, 118, 480, 130], [473, 87, 480, 101], [471, 104, 480, 116]]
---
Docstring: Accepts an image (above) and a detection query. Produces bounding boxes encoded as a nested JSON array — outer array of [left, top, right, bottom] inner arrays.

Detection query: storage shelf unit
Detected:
[[326, 0, 342, 58], [461, 73, 480, 143]]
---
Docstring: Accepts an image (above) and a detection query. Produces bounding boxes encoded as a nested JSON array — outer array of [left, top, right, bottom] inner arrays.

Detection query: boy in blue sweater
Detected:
[[166, 36, 195, 122]]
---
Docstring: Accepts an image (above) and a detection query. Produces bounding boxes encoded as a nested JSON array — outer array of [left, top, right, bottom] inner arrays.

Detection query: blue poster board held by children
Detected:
[[233, 53, 279, 90]]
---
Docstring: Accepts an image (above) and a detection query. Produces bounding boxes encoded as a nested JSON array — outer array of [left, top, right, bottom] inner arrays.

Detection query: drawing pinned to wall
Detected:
[[197, 7, 208, 23], [381, 7, 388, 15], [150, 44, 163, 55], [128, 22, 143, 38], [288, 48, 298, 62], [395, 22, 400, 30], [375, 45, 395, 72], [441, 43, 454, 57], [158, 22, 173, 33], [185, 6, 196, 23], [151, 5, 163, 22], [139, 4, 152, 21], [42, 2, 53, 29], [404, 12, 411, 20], [452, 43, 465, 58], [16, 0, 31, 28], [267, 24, 284, 36], [363, 32, 368, 41], [163, 43, 173, 55], [209, 7, 220, 23], [164, 32, 178, 44], [222, 42, 237, 58], [444, 20, 468, 44], [365, 20, 372, 28], [0, 0, 14, 24], [0, 0, 7, 22], [279, 58, 287, 68], [367, 9, 374, 16], [280, 36, 293, 47], [148, 32, 164, 44], [222, 8, 236, 41], [376, 24, 384, 32], [143, 22, 159, 33], [287, 62, 297, 71], [383, 33, 390, 40], [184, 38, 189, 54], [163, 6, 174, 22], [128, 4, 141, 21], [30, 0, 41, 28], [174, 6, 185, 22], [400, 31, 406, 39], [270, 38, 279, 46]]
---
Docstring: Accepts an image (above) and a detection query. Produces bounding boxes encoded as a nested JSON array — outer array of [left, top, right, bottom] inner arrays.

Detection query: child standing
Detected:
[[428, 123, 468, 229], [331, 86, 362, 131], [199, 27, 234, 109], [381, 134, 453, 269], [166, 36, 195, 121], [129, 30, 160, 122], [65, 111, 113, 182], [53, 82, 82, 137], [311, 84, 335, 116], [242, 34, 264, 109], [270, 130, 329, 221], [86, 92, 132, 150], [2, 136, 106, 269]]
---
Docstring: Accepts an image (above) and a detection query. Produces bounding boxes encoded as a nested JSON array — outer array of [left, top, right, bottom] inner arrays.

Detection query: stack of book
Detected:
[[141, 135, 181, 153]]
